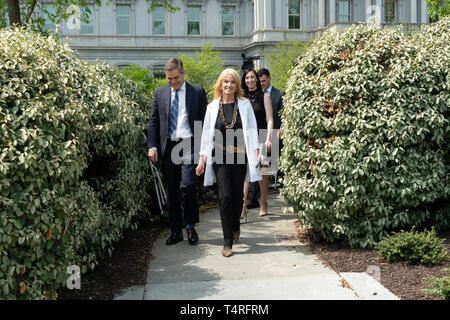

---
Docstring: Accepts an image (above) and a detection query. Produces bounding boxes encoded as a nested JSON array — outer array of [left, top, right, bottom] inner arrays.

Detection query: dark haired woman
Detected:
[[240, 68, 274, 219]]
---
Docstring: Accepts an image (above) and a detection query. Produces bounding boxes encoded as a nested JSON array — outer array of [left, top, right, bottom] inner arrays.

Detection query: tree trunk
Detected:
[[7, 0, 22, 27]]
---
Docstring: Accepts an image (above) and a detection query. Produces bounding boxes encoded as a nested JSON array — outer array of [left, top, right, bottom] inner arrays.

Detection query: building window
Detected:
[[116, 5, 131, 35], [222, 7, 234, 35], [384, 0, 396, 23], [288, 1, 301, 29], [152, 6, 165, 35], [116, 64, 131, 69], [152, 65, 166, 77], [81, 5, 94, 34], [42, 4, 56, 31], [338, 0, 352, 22], [187, 6, 200, 35]]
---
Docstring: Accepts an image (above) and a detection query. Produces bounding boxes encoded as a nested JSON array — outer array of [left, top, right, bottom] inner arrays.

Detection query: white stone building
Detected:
[[47, 0, 430, 74]]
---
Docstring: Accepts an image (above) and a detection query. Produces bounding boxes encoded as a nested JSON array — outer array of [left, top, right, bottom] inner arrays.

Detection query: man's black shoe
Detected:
[[166, 232, 183, 245], [186, 227, 199, 245], [246, 200, 260, 209]]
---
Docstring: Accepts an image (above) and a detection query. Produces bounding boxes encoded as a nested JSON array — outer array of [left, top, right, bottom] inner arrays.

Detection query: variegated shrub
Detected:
[[0, 28, 152, 299], [280, 17, 449, 248]]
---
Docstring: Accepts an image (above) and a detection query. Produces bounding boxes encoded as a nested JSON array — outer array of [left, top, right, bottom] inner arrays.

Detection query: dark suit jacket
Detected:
[[269, 86, 285, 130], [147, 82, 207, 159]]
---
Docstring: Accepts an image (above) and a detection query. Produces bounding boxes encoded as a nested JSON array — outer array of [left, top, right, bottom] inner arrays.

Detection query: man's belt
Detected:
[[169, 136, 192, 142], [214, 142, 246, 154]]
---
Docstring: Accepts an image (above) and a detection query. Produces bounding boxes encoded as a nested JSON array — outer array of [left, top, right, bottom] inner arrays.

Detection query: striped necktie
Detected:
[[168, 90, 179, 138]]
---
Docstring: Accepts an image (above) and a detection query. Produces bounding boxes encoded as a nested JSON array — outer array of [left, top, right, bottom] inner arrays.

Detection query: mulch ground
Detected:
[[57, 217, 166, 300], [297, 224, 450, 300]]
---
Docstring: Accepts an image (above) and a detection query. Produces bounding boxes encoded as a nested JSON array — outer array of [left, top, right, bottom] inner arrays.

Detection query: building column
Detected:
[[236, 4, 241, 36], [365, 0, 372, 23], [330, 0, 336, 24], [318, 0, 325, 27], [410, 0, 417, 23], [376, 0, 382, 22], [263, 0, 272, 29], [421, 0, 428, 23], [253, 0, 259, 31], [258, 0, 265, 29]]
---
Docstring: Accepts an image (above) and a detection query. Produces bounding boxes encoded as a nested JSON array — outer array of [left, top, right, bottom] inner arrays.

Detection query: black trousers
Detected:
[[162, 139, 198, 233], [213, 162, 247, 247]]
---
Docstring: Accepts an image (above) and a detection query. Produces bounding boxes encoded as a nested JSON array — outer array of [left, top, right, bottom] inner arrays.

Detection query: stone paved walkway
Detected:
[[115, 191, 398, 300]]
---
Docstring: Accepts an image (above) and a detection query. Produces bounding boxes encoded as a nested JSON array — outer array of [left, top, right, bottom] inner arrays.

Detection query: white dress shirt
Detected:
[[170, 81, 192, 140]]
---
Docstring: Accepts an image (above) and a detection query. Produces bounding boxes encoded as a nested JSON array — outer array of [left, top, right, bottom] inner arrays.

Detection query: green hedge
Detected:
[[0, 28, 153, 299], [375, 227, 448, 266], [280, 18, 450, 248]]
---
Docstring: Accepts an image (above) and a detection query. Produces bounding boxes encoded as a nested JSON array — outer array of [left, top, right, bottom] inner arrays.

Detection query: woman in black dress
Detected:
[[240, 68, 274, 219]]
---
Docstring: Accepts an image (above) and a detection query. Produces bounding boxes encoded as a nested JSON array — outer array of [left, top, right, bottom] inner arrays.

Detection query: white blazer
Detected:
[[199, 97, 262, 186]]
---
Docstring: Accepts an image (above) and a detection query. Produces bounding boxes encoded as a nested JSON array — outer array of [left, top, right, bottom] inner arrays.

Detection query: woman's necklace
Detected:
[[247, 90, 257, 103], [219, 99, 238, 129]]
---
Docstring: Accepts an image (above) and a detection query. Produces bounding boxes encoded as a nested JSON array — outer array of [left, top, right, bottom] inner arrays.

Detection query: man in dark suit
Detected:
[[148, 58, 207, 245], [257, 68, 285, 134]]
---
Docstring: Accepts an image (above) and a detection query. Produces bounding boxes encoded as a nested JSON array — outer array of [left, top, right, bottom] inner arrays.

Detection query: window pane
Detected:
[[222, 7, 234, 35], [81, 5, 94, 34], [289, 15, 300, 29], [338, 1, 351, 22], [338, 1, 349, 15], [117, 5, 130, 18], [116, 5, 130, 34], [153, 21, 165, 34], [294, 16, 300, 29], [223, 21, 233, 35], [288, 1, 300, 15], [222, 7, 234, 22], [188, 22, 199, 35], [81, 23, 94, 34], [153, 7, 165, 21], [188, 7, 200, 21], [187, 6, 200, 35], [385, 1, 395, 22], [117, 21, 130, 34]]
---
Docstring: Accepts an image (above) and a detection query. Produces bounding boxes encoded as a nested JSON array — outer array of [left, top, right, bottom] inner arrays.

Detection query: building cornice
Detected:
[[216, 0, 243, 4], [183, 0, 209, 6]]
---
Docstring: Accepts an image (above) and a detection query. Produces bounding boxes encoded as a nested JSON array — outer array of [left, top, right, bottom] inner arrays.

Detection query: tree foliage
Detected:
[[426, 0, 450, 21], [119, 64, 167, 96], [266, 40, 311, 92], [179, 43, 223, 102]]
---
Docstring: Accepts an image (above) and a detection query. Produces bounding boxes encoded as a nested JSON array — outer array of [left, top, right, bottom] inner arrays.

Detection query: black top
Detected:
[[245, 90, 266, 130], [213, 102, 246, 165]]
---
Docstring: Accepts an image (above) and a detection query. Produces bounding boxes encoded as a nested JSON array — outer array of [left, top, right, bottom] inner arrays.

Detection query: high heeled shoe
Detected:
[[240, 206, 248, 223], [222, 246, 232, 257], [259, 201, 268, 217]]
